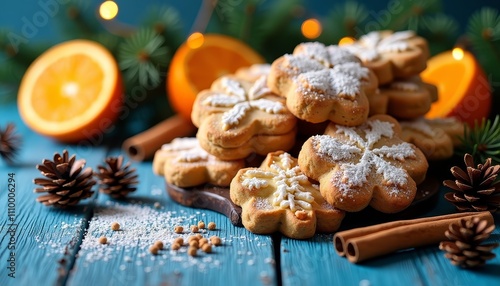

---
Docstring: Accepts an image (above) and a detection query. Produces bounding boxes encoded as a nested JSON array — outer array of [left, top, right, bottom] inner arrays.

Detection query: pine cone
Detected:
[[0, 123, 21, 164], [34, 150, 95, 207], [96, 156, 138, 198], [439, 217, 498, 268], [443, 153, 500, 212]]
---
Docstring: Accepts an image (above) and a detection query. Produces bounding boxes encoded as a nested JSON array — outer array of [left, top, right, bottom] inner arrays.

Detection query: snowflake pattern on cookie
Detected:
[[298, 115, 428, 213], [202, 76, 284, 130], [268, 42, 378, 125], [192, 75, 297, 160], [152, 137, 245, 187], [230, 151, 344, 239], [343, 30, 429, 84]]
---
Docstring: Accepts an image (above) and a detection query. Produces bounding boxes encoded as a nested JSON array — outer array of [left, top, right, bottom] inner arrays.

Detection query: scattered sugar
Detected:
[[35, 201, 234, 273]]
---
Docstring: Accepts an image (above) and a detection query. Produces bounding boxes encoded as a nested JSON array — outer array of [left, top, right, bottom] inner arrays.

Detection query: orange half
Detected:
[[18, 40, 123, 142], [421, 49, 491, 126], [167, 33, 265, 120]]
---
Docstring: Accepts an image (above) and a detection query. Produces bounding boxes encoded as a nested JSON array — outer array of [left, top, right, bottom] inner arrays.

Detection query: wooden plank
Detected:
[[66, 148, 278, 286], [280, 192, 500, 286], [0, 103, 107, 285]]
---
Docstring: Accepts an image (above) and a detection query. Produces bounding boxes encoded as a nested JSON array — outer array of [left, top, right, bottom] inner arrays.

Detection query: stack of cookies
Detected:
[[343, 30, 463, 160], [153, 30, 462, 239]]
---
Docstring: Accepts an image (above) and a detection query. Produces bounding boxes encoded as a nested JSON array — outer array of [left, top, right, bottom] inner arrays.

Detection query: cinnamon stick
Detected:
[[122, 115, 196, 161], [334, 211, 494, 263]]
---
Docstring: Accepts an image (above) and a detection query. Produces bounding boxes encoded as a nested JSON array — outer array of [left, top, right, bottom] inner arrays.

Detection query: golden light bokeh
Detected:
[[338, 36, 356, 46], [301, 18, 322, 39], [99, 1, 119, 20], [452, 47, 464, 61], [187, 32, 205, 49]]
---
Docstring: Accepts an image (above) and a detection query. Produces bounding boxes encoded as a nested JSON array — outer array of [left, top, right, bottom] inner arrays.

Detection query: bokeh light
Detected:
[[452, 47, 464, 60], [301, 18, 322, 39], [338, 37, 356, 46], [187, 32, 205, 49], [99, 1, 119, 20]]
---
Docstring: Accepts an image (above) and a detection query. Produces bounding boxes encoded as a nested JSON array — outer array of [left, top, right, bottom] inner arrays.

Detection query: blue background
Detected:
[[1, 0, 498, 43]]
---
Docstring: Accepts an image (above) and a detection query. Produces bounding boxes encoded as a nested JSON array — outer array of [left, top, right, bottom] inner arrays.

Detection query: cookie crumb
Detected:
[[154, 240, 164, 250], [111, 222, 120, 231], [188, 246, 197, 256], [210, 236, 221, 246], [197, 220, 206, 229], [207, 222, 216, 230], [189, 240, 199, 248], [190, 225, 199, 233], [154, 202, 161, 209], [199, 238, 208, 247], [173, 237, 184, 245], [149, 245, 159, 255], [174, 226, 183, 233], [98, 236, 107, 244], [201, 244, 212, 253]]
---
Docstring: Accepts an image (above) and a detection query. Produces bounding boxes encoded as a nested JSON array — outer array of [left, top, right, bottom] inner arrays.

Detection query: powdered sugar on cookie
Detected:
[[345, 30, 415, 62], [241, 153, 314, 214], [230, 151, 344, 239], [313, 119, 416, 189], [202, 76, 284, 130]]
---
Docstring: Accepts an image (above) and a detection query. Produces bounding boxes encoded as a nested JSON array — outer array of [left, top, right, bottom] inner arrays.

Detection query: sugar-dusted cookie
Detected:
[[343, 30, 429, 84], [152, 137, 245, 187], [192, 75, 297, 160], [400, 117, 455, 160], [267, 42, 378, 125], [377, 76, 438, 119], [298, 115, 428, 213], [230, 151, 344, 239]]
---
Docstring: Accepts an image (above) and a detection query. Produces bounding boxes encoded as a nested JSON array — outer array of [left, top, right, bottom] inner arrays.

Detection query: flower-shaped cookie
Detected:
[[343, 30, 429, 84], [230, 151, 344, 239], [376, 76, 438, 119], [192, 75, 297, 160], [298, 115, 428, 213], [152, 137, 245, 187], [400, 117, 463, 160], [267, 42, 378, 126]]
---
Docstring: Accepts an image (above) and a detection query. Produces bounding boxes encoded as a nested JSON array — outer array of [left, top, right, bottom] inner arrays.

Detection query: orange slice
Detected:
[[167, 33, 265, 120], [421, 49, 491, 126], [18, 40, 123, 142]]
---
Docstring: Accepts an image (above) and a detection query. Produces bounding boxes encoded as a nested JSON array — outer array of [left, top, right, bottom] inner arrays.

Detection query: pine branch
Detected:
[[383, 0, 441, 31], [142, 6, 184, 50], [118, 29, 169, 90], [457, 115, 500, 165], [55, 0, 101, 39], [421, 14, 459, 55], [466, 7, 500, 84], [319, 1, 369, 44]]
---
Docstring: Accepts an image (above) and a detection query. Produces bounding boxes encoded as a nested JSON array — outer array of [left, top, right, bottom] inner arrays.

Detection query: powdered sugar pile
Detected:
[[77, 201, 224, 272]]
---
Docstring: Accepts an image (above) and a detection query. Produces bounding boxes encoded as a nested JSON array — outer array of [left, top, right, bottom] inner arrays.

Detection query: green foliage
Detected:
[[55, 0, 101, 40], [457, 115, 500, 166], [142, 6, 184, 50], [210, 0, 303, 61], [383, 0, 441, 31], [420, 14, 459, 55], [467, 7, 500, 85], [319, 1, 369, 44], [118, 29, 169, 90]]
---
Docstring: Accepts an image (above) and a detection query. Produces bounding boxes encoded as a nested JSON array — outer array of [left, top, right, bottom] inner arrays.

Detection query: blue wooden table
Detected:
[[1, 102, 499, 286]]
